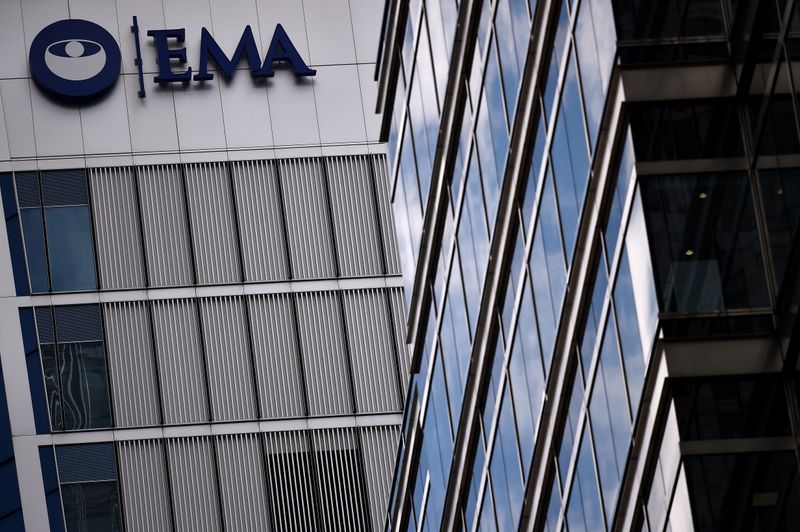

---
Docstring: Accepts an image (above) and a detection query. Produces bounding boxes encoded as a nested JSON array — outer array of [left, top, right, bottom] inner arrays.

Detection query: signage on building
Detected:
[[29, 17, 316, 102]]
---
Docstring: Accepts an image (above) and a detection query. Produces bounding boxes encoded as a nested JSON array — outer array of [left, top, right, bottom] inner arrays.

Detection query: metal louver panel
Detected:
[[184, 163, 241, 285], [371, 154, 401, 274], [89, 167, 146, 289], [215, 433, 272, 532], [230, 160, 289, 282], [199, 297, 257, 421], [312, 428, 370, 531], [104, 301, 161, 427], [294, 292, 353, 416], [360, 425, 401, 532], [263, 431, 318, 531], [151, 299, 209, 424], [166, 437, 222, 532], [137, 165, 194, 287], [248, 294, 305, 419], [326, 156, 384, 277], [389, 288, 411, 398], [278, 158, 336, 279], [342, 290, 401, 413], [118, 439, 172, 532]]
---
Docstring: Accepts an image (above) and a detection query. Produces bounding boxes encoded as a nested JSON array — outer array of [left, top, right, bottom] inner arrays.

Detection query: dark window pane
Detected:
[[640, 172, 769, 313], [752, 95, 800, 156], [683, 452, 800, 531], [672, 376, 791, 440], [613, 0, 725, 40], [44, 206, 97, 292], [41, 344, 63, 432], [759, 168, 800, 291], [20, 208, 49, 293], [61, 481, 122, 532], [59, 342, 112, 430], [40, 170, 89, 207]]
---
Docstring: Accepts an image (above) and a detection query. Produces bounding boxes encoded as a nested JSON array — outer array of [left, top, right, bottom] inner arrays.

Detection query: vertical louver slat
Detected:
[[247, 294, 305, 418], [325, 156, 384, 277], [371, 154, 402, 274], [215, 433, 272, 532], [166, 437, 222, 532], [184, 163, 242, 285], [89, 167, 146, 289], [279, 158, 336, 279], [360, 425, 401, 532], [230, 160, 290, 282], [295, 292, 353, 416], [199, 297, 257, 421], [118, 439, 172, 532], [137, 165, 194, 287], [264, 431, 318, 531], [151, 299, 209, 424], [389, 288, 411, 398], [104, 302, 160, 427], [342, 290, 401, 414]]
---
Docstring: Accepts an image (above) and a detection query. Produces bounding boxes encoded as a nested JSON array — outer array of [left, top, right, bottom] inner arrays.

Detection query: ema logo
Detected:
[[29, 17, 315, 103], [29, 19, 122, 100]]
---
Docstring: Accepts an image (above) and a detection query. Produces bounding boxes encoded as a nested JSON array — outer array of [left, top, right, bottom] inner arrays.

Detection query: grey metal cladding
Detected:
[[104, 301, 161, 427], [166, 437, 222, 532], [294, 291, 354, 416], [199, 297, 257, 421], [215, 433, 272, 532], [89, 167, 147, 289], [389, 287, 411, 397], [279, 158, 337, 279], [137, 165, 194, 287], [312, 428, 370, 530], [326, 156, 384, 277], [371, 154, 401, 274], [151, 299, 209, 424], [247, 294, 305, 419], [184, 163, 242, 285], [342, 289, 402, 413], [360, 425, 401, 532], [263, 430, 318, 531], [118, 439, 172, 532], [230, 160, 290, 282]]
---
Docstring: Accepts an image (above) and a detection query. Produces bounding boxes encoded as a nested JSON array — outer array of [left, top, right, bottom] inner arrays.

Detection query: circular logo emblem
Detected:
[[29, 19, 121, 100]]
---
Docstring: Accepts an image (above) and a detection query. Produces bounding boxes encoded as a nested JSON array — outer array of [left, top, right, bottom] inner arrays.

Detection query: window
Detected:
[[759, 168, 800, 291], [612, 0, 726, 40], [36, 305, 112, 431], [639, 172, 770, 313], [15, 170, 97, 293], [56, 444, 123, 532]]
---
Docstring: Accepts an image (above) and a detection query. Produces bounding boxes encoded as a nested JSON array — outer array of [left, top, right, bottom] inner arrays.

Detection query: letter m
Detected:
[[194, 25, 261, 81]]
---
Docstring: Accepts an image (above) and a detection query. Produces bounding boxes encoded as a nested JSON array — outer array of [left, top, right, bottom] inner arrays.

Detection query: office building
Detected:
[[377, 0, 800, 530], [0, 1, 409, 531]]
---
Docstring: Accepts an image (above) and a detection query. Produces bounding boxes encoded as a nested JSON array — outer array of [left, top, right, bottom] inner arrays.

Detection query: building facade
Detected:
[[0, 1, 410, 531], [377, 0, 800, 530]]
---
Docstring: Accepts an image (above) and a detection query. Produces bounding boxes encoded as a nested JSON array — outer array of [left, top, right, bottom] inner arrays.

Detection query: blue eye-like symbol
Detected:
[[29, 19, 121, 101]]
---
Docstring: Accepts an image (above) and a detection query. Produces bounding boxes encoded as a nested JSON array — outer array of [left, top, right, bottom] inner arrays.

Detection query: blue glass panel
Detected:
[[44, 207, 97, 292], [495, 1, 522, 122], [439, 265, 470, 427], [20, 308, 51, 433], [605, 129, 635, 261], [579, 259, 608, 376], [544, 476, 562, 532], [464, 435, 486, 528], [0, 174, 30, 296], [483, 335, 505, 436], [62, 481, 122, 532], [21, 208, 50, 293], [566, 427, 604, 531], [59, 342, 112, 430], [558, 370, 584, 486], [543, 4, 569, 121], [614, 249, 645, 413], [575, 0, 606, 148], [478, 478, 498, 531], [490, 384, 524, 530], [522, 115, 547, 234], [399, 119, 423, 265]]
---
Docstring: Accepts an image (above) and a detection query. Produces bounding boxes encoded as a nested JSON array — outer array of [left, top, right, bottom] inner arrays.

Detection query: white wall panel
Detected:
[[279, 158, 336, 279], [0, 80, 35, 158], [314, 65, 368, 145], [219, 76, 273, 149], [28, 79, 83, 157], [115, 0, 166, 76], [215, 433, 272, 532], [0, 0, 27, 80], [303, 0, 357, 65], [173, 81, 227, 152], [248, 294, 305, 419], [231, 160, 289, 281], [359, 63, 382, 142], [342, 289, 401, 413], [152, 299, 209, 424], [267, 75, 319, 147], [124, 76, 180, 153], [326, 156, 384, 277], [118, 439, 172, 532], [254, 0, 310, 58], [80, 76, 132, 155], [199, 297, 257, 421], [184, 162, 241, 284], [295, 291, 353, 416], [166, 437, 222, 532], [349, 0, 384, 64], [89, 167, 146, 289], [104, 301, 161, 427], [137, 165, 194, 287]]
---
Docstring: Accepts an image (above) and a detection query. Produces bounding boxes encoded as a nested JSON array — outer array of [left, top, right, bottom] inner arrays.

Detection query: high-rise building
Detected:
[[377, 0, 800, 530], [0, 1, 409, 531]]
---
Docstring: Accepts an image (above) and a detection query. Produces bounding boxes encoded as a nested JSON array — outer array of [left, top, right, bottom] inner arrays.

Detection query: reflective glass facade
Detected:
[[377, 0, 800, 530]]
